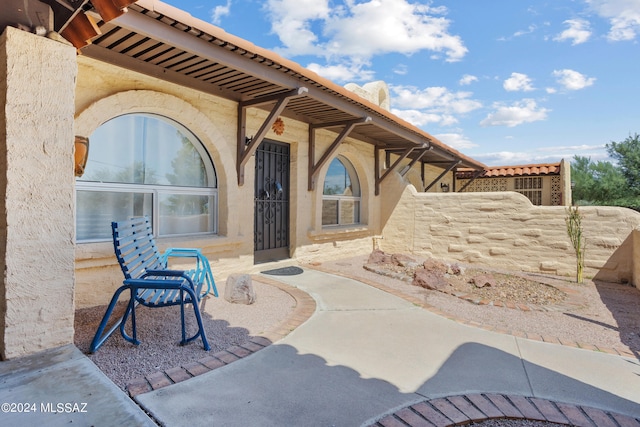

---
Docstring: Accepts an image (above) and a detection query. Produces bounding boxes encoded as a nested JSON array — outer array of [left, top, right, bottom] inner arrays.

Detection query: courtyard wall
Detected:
[[381, 185, 640, 287]]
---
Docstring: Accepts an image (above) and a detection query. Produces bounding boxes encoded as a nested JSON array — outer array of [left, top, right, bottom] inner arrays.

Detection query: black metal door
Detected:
[[254, 140, 290, 263]]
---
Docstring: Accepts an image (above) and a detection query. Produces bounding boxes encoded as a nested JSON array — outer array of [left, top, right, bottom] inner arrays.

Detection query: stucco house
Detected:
[[1, 0, 486, 359], [2, 0, 640, 365]]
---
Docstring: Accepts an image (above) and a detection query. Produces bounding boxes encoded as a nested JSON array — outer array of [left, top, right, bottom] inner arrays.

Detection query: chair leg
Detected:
[[180, 289, 187, 345], [179, 287, 211, 351], [120, 287, 140, 346], [90, 284, 134, 352]]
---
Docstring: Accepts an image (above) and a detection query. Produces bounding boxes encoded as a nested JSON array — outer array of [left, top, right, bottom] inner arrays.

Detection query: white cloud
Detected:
[[306, 61, 375, 82], [211, 0, 232, 26], [390, 85, 482, 114], [435, 133, 478, 149], [480, 99, 550, 127], [552, 69, 596, 90], [266, 0, 467, 62], [513, 24, 537, 37], [393, 64, 409, 75], [554, 19, 592, 44], [389, 85, 481, 128], [503, 72, 535, 92], [391, 109, 448, 126], [266, 0, 330, 56], [585, 0, 640, 41], [459, 74, 478, 85], [476, 144, 609, 166]]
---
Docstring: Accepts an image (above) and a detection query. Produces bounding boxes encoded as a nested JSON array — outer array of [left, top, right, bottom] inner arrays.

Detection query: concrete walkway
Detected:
[[0, 344, 155, 426], [134, 268, 640, 426]]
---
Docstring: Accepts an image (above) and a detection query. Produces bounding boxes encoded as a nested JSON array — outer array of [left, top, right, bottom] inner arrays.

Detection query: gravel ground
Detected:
[[74, 278, 296, 390], [316, 254, 640, 358]]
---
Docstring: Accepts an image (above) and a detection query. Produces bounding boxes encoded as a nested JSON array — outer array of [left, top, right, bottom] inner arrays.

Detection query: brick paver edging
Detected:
[[369, 394, 640, 427], [126, 275, 316, 397], [306, 264, 638, 360]]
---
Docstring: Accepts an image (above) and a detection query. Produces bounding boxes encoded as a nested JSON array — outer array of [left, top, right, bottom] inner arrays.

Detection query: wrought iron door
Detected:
[[254, 140, 290, 263]]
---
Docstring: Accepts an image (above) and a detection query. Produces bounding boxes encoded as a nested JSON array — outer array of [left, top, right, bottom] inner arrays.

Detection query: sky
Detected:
[[163, 0, 640, 166]]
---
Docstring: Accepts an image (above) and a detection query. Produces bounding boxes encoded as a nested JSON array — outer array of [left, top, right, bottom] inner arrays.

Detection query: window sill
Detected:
[[308, 225, 371, 242]]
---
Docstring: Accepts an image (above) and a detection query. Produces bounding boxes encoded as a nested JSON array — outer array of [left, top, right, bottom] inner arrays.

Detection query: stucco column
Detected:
[[0, 27, 77, 359]]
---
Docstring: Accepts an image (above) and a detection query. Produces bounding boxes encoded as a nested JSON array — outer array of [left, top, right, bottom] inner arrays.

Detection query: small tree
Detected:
[[565, 206, 585, 283]]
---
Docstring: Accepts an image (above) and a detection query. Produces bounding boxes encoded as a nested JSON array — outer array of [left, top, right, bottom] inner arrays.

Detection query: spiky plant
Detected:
[[565, 206, 585, 283]]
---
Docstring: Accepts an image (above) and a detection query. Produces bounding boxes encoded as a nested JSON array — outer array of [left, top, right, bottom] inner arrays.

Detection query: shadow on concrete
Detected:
[[135, 342, 640, 427], [591, 279, 640, 360]]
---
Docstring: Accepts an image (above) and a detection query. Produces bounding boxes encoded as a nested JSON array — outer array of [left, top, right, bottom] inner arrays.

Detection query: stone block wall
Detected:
[[381, 185, 640, 286]]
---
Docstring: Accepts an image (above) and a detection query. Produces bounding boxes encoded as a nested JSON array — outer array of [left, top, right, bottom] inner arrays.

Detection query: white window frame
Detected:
[[321, 195, 361, 227], [322, 156, 361, 227], [76, 181, 218, 242], [76, 113, 219, 243]]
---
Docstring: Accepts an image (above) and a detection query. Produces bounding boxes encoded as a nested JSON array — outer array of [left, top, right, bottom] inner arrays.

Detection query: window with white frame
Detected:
[[76, 114, 217, 242], [322, 156, 360, 226]]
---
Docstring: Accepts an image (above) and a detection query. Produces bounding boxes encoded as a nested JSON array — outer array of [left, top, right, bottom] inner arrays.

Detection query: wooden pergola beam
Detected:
[[424, 160, 461, 192], [308, 117, 371, 191], [375, 145, 420, 195], [237, 87, 308, 185]]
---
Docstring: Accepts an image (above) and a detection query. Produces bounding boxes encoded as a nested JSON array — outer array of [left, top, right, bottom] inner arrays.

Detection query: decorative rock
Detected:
[[413, 268, 448, 290], [470, 274, 496, 288], [367, 249, 392, 265], [224, 274, 256, 305], [423, 258, 447, 273], [391, 253, 416, 267], [447, 263, 464, 276]]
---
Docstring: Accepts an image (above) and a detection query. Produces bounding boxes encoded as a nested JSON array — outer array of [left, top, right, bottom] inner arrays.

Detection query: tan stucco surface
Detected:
[[382, 185, 640, 286], [1, 28, 77, 358]]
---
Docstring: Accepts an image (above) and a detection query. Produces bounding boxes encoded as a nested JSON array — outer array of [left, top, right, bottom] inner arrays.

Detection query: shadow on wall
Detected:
[[594, 232, 635, 285]]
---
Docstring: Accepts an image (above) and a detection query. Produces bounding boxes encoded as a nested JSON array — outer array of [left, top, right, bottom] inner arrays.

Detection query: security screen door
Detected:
[[254, 140, 290, 263]]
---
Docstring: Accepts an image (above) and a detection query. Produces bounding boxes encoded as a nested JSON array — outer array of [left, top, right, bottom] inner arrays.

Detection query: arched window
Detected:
[[76, 114, 217, 241], [322, 156, 361, 226]]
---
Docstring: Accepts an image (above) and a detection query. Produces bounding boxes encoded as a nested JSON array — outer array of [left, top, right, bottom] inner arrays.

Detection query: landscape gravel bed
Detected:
[[74, 278, 296, 390]]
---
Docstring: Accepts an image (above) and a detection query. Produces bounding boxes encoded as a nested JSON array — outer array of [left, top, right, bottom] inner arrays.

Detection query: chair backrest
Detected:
[[111, 217, 164, 280]]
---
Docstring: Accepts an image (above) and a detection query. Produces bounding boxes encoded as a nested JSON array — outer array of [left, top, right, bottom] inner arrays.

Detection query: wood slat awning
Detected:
[[78, 0, 485, 185]]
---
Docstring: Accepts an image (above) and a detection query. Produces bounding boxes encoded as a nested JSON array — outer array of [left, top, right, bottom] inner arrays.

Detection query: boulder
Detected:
[[224, 274, 256, 305], [412, 268, 448, 290]]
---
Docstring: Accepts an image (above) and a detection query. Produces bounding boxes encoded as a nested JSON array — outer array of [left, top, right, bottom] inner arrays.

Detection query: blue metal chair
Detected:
[[90, 217, 216, 352]]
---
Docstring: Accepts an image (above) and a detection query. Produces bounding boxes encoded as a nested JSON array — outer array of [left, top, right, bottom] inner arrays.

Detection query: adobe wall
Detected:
[[381, 185, 640, 286], [0, 28, 77, 358]]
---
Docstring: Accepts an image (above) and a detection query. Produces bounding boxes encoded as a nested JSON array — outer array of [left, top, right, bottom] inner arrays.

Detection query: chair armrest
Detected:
[[145, 269, 187, 277], [142, 269, 196, 291], [123, 278, 187, 289]]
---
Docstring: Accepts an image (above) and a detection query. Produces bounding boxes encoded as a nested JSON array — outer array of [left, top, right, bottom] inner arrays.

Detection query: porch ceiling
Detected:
[[80, 1, 485, 171]]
